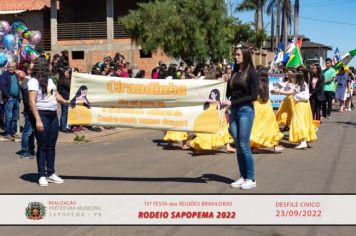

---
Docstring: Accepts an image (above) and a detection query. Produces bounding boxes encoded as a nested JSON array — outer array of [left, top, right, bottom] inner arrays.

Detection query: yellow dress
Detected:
[[250, 98, 284, 148], [190, 111, 232, 150], [193, 102, 220, 133], [68, 102, 92, 125], [276, 95, 294, 127], [289, 100, 317, 143], [164, 131, 188, 142]]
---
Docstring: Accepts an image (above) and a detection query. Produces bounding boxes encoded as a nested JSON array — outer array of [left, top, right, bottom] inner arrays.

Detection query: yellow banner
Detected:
[[68, 73, 227, 133]]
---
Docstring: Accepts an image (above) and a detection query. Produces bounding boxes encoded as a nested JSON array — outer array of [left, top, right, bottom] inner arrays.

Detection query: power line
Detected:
[[300, 16, 356, 26], [302, 0, 354, 8]]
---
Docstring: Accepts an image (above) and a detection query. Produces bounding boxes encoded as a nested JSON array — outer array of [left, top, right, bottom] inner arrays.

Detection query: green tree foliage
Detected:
[[120, 0, 233, 64], [231, 20, 267, 49]]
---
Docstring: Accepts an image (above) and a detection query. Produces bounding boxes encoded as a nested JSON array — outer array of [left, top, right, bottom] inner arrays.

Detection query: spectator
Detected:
[[17, 63, 35, 158], [58, 67, 72, 133], [1, 62, 21, 140]]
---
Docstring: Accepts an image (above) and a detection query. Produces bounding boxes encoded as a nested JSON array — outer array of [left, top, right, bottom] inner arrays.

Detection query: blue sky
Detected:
[[232, 0, 356, 67]]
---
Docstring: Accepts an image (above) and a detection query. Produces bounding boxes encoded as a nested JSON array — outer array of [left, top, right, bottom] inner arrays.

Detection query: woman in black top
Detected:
[[58, 67, 71, 132], [223, 46, 258, 190], [309, 64, 325, 121]]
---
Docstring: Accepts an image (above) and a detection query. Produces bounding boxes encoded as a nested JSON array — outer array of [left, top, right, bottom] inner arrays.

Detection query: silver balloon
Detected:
[[29, 31, 42, 45]]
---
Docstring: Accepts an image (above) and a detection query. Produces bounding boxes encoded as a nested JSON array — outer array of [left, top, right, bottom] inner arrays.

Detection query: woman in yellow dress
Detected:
[[68, 85, 92, 127], [164, 131, 189, 150], [251, 69, 284, 152], [275, 69, 296, 129], [190, 89, 234, 154], [272, 72, 317, 149]]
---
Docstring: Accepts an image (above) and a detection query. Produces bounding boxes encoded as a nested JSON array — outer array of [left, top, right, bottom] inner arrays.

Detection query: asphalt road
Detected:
[[0, 102, 355, 235]]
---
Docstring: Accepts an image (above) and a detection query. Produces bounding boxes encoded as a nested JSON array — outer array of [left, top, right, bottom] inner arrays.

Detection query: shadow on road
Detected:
[[20, 173, 235, 184], [335, 121, 356, 127]]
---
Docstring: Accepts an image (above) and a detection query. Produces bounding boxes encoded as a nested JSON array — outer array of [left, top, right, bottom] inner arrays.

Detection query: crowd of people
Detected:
[[0, 45, 355, 189]]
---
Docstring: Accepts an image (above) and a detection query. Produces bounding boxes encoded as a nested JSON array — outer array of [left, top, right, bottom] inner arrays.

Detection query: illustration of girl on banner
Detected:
[[68, 85, 92, 125], [193, 88, 221, 133], [190, 88, 233, 153]]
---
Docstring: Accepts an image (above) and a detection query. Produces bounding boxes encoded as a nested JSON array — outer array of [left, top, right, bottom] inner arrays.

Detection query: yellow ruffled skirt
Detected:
[[276, 95, 294, 127], [164, 131, 188, 142], [190, 115, 232, 150], [250, 99, 284, 148], [289, 101, 317, 143]]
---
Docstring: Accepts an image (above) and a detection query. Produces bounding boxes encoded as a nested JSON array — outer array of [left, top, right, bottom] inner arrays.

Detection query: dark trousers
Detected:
[[322, 91, 333, 117], [310, 97, 322, 120], [30, 110, 59, 177]]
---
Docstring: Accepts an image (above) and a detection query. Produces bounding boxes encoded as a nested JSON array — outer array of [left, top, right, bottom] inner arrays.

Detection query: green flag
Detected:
[[286, 46, 303, 68], [333, 48, 356, 70]]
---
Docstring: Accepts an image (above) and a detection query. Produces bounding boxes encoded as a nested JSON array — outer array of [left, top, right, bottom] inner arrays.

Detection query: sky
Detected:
[[232, 0, 356, 67]]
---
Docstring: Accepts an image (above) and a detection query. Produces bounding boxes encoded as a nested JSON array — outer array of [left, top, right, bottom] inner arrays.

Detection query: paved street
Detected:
[[0, 102, 355, 235]]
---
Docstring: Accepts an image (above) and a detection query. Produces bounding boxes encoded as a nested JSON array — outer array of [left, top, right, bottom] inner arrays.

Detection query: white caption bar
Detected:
[[1, 195, 355, 225]]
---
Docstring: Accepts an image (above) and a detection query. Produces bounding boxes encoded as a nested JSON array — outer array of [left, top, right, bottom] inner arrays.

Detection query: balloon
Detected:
[[29, 31, 42, 45], [0, 21, 11, 33], [24, 45, 40, 61], [15, 70, 26, 81], [0, 52, 7, 67], [11, 22, 30, 39], [3, 34, 16, 51]]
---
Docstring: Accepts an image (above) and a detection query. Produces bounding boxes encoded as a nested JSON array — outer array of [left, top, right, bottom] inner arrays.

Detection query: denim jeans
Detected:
[[60, 104, 69, 130], [30, 110, 59, 177], [4, 97, 19, 135], [229, 103, 255, 180], [0, 104, 4, 128], [21, 111, 35, 154]]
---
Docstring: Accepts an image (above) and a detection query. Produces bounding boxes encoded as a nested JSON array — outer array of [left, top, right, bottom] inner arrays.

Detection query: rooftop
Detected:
[[0, 0, 50, 13]]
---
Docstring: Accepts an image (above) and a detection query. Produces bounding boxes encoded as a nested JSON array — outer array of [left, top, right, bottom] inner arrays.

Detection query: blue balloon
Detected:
[[3, 34, 16, 51], [0, 52, 8, 67]]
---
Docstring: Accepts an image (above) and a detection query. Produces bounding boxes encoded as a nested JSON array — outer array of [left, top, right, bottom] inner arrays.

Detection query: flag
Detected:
[[333, 48, 356, 70], [286, 39, 303, 68], [282, 40, 296, 65], [269, 41, 285, 72], [332, 47, 340, 65]]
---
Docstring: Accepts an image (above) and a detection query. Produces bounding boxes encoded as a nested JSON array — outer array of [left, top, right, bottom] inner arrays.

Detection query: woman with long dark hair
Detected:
[[58, 67, 72, 132], [250, 68, 284, 153], [273, 72, 317, 149], [309, 64, 325, 121], [223, 46, 259, 190], [28, 57, 68, 187]]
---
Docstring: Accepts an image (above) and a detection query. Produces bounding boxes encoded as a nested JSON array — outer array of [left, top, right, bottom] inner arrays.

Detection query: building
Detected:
[[263, 36, 332, 67], [0, 0, 172, 73], [0, 0, 51, 51]]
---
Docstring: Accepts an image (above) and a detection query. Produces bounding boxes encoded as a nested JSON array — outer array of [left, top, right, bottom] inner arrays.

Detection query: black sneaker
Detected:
[[18, 152, 34, 159]]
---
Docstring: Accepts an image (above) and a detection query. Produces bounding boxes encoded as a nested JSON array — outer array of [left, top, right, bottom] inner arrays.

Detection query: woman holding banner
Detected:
[[28, 57, 68, 187], [223, 46, 258, 190]]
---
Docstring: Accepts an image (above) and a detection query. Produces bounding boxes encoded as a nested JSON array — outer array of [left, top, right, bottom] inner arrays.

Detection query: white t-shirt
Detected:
[[293, 82, 309, 102], [28, 78, 57, 111]]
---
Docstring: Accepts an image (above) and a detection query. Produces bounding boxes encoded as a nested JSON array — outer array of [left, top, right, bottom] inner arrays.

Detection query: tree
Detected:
[[231, 19, 267, 49], [294, 0, 299, 40], [235, 0, 265, 30], [282, 0, 292, 50], [120, 0, 232, 64]]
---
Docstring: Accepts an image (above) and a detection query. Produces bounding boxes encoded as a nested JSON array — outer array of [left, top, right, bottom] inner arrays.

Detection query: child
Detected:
[[273, 72, 317, 149]]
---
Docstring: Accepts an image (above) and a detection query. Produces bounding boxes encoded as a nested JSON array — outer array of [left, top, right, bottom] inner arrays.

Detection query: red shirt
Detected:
[[119, 71, 129, 78]]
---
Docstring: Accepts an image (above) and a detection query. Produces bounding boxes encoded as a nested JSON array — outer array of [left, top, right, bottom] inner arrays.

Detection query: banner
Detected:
[[68, 73, 227, 133], [3, 195, 356, 225], [268, 73, 286, 108]]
